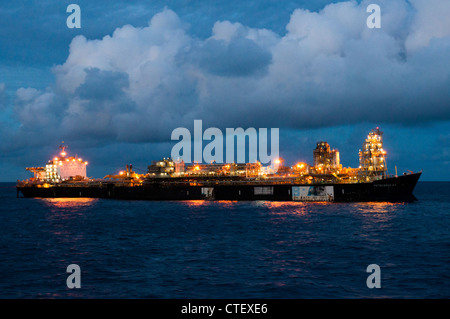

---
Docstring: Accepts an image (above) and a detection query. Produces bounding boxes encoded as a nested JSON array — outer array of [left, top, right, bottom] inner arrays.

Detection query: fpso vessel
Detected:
[[16, 128, 421, 202]]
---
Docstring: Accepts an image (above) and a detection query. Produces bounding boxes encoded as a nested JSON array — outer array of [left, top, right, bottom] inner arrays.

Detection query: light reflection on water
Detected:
[[255, 201, 406, 217], [354, 202, 401, 213], [255, 201, 340, 217], [183, 200, 208, 207], [183, 200, 243, 210], [41, 198, 98, 211], [39, 198, 98, 245], [352, 202, 404, 222], [255, 201, 310, 216], [255, 201, 333, 208], [349, 202, 407, 241]]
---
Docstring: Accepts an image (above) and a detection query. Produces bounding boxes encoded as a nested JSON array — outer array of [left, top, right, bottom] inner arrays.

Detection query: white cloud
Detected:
[[405, 0, 450, 52], [14, 88, 57, 128], [9, 1, 450, 147]]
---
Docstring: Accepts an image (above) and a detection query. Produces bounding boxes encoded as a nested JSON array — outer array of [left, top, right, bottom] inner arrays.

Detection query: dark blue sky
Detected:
[[1, 0, 449, 181]]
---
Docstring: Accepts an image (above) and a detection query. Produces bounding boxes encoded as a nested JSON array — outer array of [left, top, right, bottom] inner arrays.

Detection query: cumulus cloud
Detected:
[[405, 0, 450, 52], [187, 21, 275, 77], [14, 88, 59, 129], [8, 1, 450, 149]]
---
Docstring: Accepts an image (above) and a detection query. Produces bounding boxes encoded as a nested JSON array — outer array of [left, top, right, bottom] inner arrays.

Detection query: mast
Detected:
[[59, 141, 67, 157]]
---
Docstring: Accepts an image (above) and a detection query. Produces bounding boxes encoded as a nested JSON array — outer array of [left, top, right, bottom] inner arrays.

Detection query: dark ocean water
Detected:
[[0, 182, 449, 299]]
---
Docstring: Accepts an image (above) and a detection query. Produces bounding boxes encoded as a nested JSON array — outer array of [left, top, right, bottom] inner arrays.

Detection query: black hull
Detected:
[[17, 172, 421, 202]]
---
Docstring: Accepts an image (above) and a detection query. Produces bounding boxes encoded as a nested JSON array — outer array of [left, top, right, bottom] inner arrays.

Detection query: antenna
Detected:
[[59, 141, 68, 157]]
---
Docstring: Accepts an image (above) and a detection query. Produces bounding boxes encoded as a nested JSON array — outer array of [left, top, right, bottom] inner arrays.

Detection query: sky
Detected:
[[0, 0, 449, 181]]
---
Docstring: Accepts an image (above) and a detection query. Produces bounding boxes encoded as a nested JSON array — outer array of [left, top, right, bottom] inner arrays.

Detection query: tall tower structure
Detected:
[[313, 141, 341, 173], [359, 127, 387, 180]]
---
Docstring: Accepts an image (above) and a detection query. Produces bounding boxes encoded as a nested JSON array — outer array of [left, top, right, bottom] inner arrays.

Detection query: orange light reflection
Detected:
[[42, 198, 98, 209], [183, 200, 207, 207], [353, 202, 402, 214]]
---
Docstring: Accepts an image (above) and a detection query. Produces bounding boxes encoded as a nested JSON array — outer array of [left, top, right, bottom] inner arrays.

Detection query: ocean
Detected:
[[0, 182, 449, 299]]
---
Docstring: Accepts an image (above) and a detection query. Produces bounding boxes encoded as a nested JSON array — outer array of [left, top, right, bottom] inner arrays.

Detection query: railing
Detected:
[[17, 172, 415, 188]]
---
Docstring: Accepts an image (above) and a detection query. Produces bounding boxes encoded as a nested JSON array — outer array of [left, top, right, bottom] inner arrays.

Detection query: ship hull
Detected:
[[17, 172, 421, 202]]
